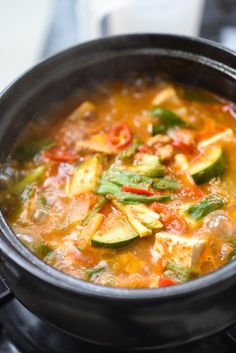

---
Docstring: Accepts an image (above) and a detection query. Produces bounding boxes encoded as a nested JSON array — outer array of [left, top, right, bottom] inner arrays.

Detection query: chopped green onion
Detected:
[[84, 265, 105, 278]]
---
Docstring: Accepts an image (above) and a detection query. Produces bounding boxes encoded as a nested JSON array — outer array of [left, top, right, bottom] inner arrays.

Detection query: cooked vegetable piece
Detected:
[[154, 232, 205, 268], [198, 129, 234, 149], [77, 213, 104, 250], [18, 234, 52, 259], [159, 276, 177, 287], [186, 195, 225, 221], [164, 261, 195, 283], [96, 180, 121, 196], [13, 139, 55, 163], [96, 180, 171, 204], [130, 154, 165, 177], [37, 241, 53, 259], [152, 124, 166, 135], [152, 86, 179, 106], [174, 153, 189, 171], [91, 219, 139, 248], [108, 123, 131, 149], [103, 169, 152, 188], [44, 147, 78, 162], [151, 107, 186, 135], [69, 101, 96, 121], [172, 139, 194, 154], [12, 166, 45, 196], [117, 140, 140, 160], [69, 156, 100, 195], [190, 147, 224, 184], [118, 194, 171, 204], [76, 135, 116, 155], [151, 203, 187, 233], [81, 197, 107, 226], [121, 185, 154, 196], [84, 265, 106, 278], [153, 176, 180, 190], [113, 201, 163, 237]]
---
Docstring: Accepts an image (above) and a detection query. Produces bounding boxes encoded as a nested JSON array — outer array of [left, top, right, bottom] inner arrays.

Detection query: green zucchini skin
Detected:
[[190, 147, 224, 185], [91, 221, 139, 248], [91, 235, 138, 248]]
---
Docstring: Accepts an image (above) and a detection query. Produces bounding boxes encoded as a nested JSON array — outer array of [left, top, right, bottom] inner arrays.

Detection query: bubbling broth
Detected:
[[1, 77, 236, 288]]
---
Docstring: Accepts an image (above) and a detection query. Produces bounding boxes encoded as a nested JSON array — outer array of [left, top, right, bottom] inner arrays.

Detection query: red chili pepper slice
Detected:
[[109, 123, 132, 149], [44, 147, 78, 162], [151, 203, 187, 233], [121, 185, 154, 196], [172, 140, 193, 154], [159, 276, 177, 287]]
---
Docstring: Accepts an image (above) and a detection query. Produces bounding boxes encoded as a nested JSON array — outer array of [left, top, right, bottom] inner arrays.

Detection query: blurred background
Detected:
[[0, 0, 236, 93]]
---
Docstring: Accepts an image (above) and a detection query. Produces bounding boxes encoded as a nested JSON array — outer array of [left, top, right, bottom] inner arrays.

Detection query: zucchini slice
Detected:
[[69, 156, 100, 195], [190, 147, 224, 184], [113, 201, 162, 237], [130, 154, 165, 177], [91, 221, 138, 248], [77, 213, 104, 250]]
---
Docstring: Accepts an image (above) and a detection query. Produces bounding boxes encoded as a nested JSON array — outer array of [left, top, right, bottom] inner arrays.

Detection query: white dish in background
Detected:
[[77, 0, 205, 42], [220, 27, 236, 51], [0, 0, 54, 92]]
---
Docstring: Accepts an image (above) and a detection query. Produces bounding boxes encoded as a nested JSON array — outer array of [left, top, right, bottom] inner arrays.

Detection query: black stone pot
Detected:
[[0, 34, 236, 350]]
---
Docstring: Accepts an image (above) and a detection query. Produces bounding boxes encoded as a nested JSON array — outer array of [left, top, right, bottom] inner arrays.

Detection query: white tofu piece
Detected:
[[154, 232, 205, 268], [198, 129, 234, 149]]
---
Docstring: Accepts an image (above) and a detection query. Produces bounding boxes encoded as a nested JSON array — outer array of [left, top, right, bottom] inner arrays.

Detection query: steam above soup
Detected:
[[1, 77, 236, 288]]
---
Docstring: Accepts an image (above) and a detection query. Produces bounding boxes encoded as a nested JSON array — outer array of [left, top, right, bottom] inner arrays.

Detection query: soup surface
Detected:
[[1, 77, 236, 288]]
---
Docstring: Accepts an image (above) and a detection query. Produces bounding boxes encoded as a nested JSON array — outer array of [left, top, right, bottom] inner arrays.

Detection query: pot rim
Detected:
[[1, 33, 236, 301]]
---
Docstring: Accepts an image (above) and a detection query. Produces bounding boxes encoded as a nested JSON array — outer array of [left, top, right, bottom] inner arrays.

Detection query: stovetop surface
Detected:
[[0, 299, 235, 353]]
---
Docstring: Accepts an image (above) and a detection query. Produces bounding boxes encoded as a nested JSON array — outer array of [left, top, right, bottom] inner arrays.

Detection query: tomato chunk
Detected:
[[151, 203, 187, 233], [159, 276, 177, 287], [172, 140, 193, 154], [109, 123, 131, 149], [180, 186, 203, 200]]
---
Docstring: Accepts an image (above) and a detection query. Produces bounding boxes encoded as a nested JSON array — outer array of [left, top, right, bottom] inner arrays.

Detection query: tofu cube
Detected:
[[154, 232, 205, 268]]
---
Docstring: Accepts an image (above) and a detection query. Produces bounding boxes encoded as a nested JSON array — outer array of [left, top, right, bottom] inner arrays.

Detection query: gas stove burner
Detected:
[[0, 299, 235, 353]]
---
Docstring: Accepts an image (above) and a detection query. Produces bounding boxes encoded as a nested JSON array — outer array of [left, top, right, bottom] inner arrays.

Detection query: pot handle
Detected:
[[0, 281, 13, 307]]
